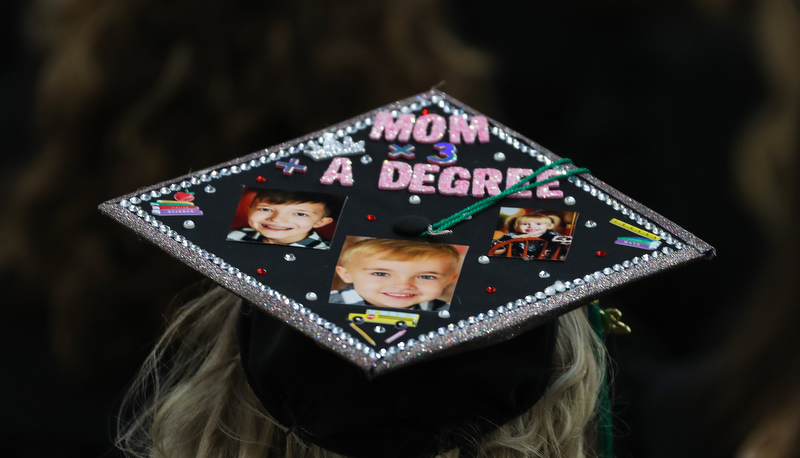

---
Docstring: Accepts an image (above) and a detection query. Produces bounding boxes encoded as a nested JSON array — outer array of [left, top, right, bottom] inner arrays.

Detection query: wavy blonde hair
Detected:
[[116, 287, 604, 458]]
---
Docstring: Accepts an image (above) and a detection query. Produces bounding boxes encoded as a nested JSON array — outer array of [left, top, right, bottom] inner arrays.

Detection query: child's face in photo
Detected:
[[248, 200, 332, 244], [516, 219, 552, 237], [336, 254, 458, 309]]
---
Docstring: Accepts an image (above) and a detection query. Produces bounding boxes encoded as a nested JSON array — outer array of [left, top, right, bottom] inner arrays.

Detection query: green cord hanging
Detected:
[[588, 302, 614, 458], [421, 158, 590, 236]]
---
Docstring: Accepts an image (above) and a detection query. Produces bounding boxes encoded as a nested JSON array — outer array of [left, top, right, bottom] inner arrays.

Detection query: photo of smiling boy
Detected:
[[330, 238, 466, 311], [227, 189, 343, 250]]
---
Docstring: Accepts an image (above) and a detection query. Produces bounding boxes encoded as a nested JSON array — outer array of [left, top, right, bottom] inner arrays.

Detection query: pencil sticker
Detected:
[[348, 322, 377, 346]]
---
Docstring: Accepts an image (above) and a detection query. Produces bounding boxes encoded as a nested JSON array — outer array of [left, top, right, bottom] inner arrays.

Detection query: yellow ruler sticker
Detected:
[[609, 218, 661, 241]]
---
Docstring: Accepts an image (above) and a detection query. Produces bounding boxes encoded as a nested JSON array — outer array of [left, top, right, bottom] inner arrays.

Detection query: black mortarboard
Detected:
[[101, 89, 713, 457]]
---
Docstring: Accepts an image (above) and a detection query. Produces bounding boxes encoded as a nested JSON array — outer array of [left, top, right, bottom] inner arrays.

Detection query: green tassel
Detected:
[[588, 302, 613, 458], [422, 158, 590, 235]]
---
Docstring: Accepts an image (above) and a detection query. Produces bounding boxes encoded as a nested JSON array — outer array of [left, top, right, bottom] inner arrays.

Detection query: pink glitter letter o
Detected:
[[412, 114, 446, 144]]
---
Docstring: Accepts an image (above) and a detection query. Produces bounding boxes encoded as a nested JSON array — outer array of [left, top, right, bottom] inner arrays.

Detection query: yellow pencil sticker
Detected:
[[609, 218, 661, 241], [349, 322, 377, 346]]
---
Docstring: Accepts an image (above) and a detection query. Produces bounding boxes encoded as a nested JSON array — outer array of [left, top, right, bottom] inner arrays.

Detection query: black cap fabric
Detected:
[[99, 89, 713, 375], [236, 301, 557, 458]]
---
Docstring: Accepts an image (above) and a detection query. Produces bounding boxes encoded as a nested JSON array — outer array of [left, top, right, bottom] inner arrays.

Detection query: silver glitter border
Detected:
[[100, 89, 714, 375]]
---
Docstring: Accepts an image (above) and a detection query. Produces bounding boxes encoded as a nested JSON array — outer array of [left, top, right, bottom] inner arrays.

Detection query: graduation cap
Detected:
[[100, 89, 713, 457]]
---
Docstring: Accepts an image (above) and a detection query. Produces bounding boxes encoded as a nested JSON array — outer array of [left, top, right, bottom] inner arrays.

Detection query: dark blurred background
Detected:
[[2, 0, 798, 457]]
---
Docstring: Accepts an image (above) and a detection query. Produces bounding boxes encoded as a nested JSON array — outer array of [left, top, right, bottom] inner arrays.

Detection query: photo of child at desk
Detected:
[[489, 208, 576, 261]]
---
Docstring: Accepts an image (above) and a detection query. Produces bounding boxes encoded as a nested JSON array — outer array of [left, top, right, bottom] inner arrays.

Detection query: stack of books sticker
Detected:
[[609, 218, 661, 250], [150, 195, 203, 216]]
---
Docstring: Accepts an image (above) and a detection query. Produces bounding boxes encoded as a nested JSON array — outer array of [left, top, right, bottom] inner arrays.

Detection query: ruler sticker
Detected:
[[609, 218, 661, 241]]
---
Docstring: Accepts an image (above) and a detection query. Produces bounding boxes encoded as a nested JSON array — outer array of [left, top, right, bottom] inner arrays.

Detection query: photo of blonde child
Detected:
[[330, 237, 466, 311], [489, 208, 576, 260], [227, 188, 343, 250]]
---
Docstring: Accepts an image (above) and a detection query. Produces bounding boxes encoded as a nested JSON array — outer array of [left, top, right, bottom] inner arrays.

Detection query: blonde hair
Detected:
[[340, 238, 461, 272], [116, 286, 604, 458]]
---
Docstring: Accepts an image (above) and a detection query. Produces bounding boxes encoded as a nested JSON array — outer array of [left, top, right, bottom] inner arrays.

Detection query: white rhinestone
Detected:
[[183, 220, 195, 229], [360, 155, 373, 164], [585, 220, 597, 228], [564, 196, 576, 205], [409, 195, 421, 204], [539, 271, 550, 279], [204, 185, 216, 193], [438, 310, 450, 319], [284, 254, 296, 262], [305, 292, 318, 301], [493, 152, 506, 162], [478, 255, 490, 265]]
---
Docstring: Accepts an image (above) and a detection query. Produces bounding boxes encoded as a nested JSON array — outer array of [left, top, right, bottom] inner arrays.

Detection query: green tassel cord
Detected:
[[422, 158, 590, 235], [420, 158, 611, 455], [588, 302, 614, 458]]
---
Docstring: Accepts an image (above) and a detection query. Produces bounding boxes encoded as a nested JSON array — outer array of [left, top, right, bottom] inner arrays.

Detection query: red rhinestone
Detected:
[[256, 268, 267, 275], [421, 109, 429, 115], [486, 286, 496, 293], [257, 176, 266, 183], [366, 214, 377, 221], [596, 251, 607, 257]]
